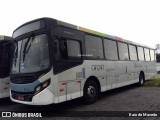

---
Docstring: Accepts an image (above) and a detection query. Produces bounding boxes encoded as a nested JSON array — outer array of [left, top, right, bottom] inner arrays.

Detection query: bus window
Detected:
[[137, 47, 144, 61], [144, 48, 150, 61], [67, 40, 81, 60], [11, 41, 22, 74], [150, 49, 155, 61], [59, 39, 81, 60], [85, 35, 104, 59], [104, 39, 118, 60], [118, 42, 129, 60], [129, 45, 137, 61], [19, 34, 50, 73]]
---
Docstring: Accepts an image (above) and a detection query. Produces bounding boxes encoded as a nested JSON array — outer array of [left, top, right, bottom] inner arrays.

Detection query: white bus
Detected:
[[0, 36, 12, 98], [10, 18, 156, 105]]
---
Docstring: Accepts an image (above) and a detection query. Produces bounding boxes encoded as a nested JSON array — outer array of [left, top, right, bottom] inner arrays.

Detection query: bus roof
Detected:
[[124, 39, 154, 49], [13, 17, 154, 49], [57, 20, 153, 49], [57, 20, 124, 41]]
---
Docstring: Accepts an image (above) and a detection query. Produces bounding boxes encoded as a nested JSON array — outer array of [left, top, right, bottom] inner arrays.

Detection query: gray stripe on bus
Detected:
[[10, 80, 40, 92]]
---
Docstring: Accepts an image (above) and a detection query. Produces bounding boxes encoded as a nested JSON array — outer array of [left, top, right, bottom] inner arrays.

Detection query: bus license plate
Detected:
[[17, 95, 24, 101]]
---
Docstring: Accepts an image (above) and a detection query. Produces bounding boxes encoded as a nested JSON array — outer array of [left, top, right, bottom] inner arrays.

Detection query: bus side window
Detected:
[[57, 39, 81, 61], [66, 40, 81, 60]]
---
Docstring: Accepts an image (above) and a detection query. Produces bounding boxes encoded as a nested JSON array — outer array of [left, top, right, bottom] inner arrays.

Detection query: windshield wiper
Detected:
[[22, 35, 35, 62]]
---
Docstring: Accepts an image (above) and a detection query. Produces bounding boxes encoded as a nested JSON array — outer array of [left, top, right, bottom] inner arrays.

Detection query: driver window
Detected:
[[54, 39, 81, 60], [67, 40, 81, 60]]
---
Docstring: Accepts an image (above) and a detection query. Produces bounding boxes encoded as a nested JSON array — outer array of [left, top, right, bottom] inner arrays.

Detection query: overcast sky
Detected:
[[1, 0, 160, 48]]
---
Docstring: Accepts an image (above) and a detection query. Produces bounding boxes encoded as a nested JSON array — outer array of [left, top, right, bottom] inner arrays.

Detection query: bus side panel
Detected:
[[115, 61, 127, 87], [105, 61, 116, 90], [135, 61, 146, 79], [146, 61, 156, 80], [1, 77, 10, 96], [67, 80, 81, 100], [84, 60, 106, 92], [126, 61, 137, 84], [0, 77, 10, 98], [134, 61, 140, 82], [58, 82, 67, 103], [58, 65, 83, 102]]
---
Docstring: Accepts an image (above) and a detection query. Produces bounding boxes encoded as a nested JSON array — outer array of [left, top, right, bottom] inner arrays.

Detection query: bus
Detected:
[[10, 18, 156, 105], [0, 36, 12, 98]]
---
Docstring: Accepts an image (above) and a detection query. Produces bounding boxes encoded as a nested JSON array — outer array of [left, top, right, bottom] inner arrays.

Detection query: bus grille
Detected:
[[11, 91, 34, 102], [10, 76, 36, 84]]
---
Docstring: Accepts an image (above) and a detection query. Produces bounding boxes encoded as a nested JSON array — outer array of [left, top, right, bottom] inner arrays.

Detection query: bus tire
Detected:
[[139, 73, 145, 86], [83, 80, 99, 104]]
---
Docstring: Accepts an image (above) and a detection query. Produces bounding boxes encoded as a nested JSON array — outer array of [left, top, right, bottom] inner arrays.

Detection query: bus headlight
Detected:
[[35, 79, 51, 95]]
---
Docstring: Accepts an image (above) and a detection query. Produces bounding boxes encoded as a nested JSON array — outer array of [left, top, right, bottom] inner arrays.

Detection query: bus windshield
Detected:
[[11, 34, 50, 74]]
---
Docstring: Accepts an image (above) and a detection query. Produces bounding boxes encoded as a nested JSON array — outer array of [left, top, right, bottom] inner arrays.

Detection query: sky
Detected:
[[1, 0, 160, 48]]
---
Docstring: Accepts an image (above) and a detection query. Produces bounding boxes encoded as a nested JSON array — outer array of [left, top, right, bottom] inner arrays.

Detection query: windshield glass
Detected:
[[11, 34, 50, 74], [11, 41, 22, 74]]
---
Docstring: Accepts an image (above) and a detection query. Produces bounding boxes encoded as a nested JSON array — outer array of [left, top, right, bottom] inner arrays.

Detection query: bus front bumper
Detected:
[[10, 88, 54, 105]]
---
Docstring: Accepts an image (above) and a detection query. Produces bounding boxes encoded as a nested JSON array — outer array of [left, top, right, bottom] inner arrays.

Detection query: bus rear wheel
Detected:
[[83, 80, 99, 104], [139, 73, 145, 86]]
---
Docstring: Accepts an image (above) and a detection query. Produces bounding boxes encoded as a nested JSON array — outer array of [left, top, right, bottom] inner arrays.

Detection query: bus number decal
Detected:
[[91, 65, 104, 71]]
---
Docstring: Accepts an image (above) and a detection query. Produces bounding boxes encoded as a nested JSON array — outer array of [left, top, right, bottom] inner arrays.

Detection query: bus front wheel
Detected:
[[83, 80, 99, 104]]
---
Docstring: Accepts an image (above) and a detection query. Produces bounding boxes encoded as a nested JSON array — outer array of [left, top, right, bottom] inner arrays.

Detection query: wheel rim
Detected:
[[87, 86, 96, 98]]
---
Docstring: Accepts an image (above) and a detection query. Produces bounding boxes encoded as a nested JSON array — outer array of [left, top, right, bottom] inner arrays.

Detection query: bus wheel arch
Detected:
[[139, 71, 145, 86], [82, 76, 100, 104]]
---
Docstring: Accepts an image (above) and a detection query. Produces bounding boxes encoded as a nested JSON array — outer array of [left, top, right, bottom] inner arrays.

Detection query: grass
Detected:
[[145, 75, 160, 87]]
